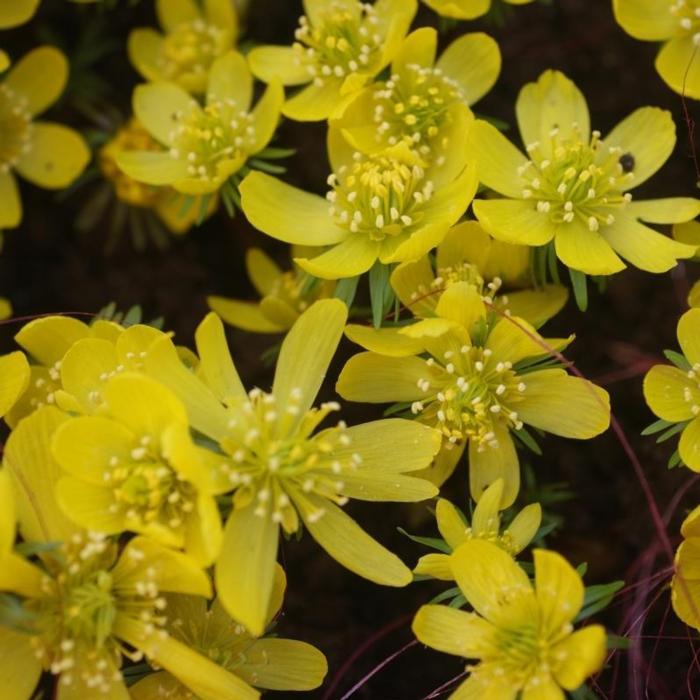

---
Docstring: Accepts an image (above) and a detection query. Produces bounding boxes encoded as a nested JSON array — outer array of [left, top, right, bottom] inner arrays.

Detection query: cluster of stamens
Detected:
[[292, 2, 383, 86], [326, 152, 432, 239], [670, 1, 700, 44], [218, 388, 362, 530], [270, 272, 318, 314], [683, 362, 700, 415], [518, 123, 634, 233], [371, 65, 464, 153], [412, 345, 526, 450], [0, 83, 33, 173], [104, 433, 195, 530], [158, 18, 229, 83], [169, 99, 256, 182], [28, 533, 167, 692]]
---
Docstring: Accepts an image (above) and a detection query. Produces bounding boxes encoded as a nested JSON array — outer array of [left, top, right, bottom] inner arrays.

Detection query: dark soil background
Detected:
[[3, 0, 700, 697]]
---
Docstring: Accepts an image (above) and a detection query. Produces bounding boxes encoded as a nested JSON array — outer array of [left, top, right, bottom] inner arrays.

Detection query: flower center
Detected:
[[372, 66, 464, 151], [670, 0, 700, 42], [293, 2, 383, 85], [100, 121, 161, 207], [0, 83, 33, 173], [518, 123, 634, 233], [105, 435, 195, 530], [219, 389, 358, 530], [159, 19, 229, 82], [169, 100, 256, 182], [411, 345, 526, 449], [326, 152, 431, 239], [271, 271, 319, 314]]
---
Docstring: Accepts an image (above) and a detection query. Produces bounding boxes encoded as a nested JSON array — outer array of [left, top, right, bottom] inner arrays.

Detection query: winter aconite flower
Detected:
[[334, 27, 500, 158], [208, 246, 335, 334], [128, 0, 238, 94], [52, 373, 226, 566], [414, 478, 541, 581], [142, 301, 441, 635], [0, 47, 90, 230], [131, 569, 328, 697], [422, 0, 533, 20], [412, 540, 607, 699], [337, 283, 610, 502], [0, 469, 260, 700], [0, 0, 39, 28], [240, 129, 477, 280], [0, 351, 29, 419], [248, 0, 417, 122], [614, 0, 700, 99], [118, 50, 283, 196], [644, 308, 700, 470], [671, 504, 700, 630], [468, 70, 699, 276]]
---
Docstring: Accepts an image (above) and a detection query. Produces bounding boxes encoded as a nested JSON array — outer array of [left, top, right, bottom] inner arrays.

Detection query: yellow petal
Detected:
[[681, 505, 700, 537], [421, 0, 490, 19], [603, 107, 675, 189], [203, 0, 237, 35], [282, 80, 344, 122], [507, 503, 542, 554], [183, 492, 223, 566], [434, 281, 486, 331], [603, 215, 696, 273], [555, 219, 625, 276], [516, 70, 590, 158], [248, 46, 311, 85], [127, 28, 164, 83], [3, 406, 79, 542], [518, 369, 610, 438], [17, 122, 90, 189], [344, 324, 425, 357], [390, 255, 436, 316], [629, 198, 700, 224], [0, 171, 21, 229], [436, 497, 469, 549], [15, 315, 89, 365], [216, 504, 280, 636], [448, 675, 518, 700], [290, 488, 412, 586], [0, 628, 42, 700], [336, 352, 426, 402], [272, 298, 347, 420], [485, 315, 549, 365], [259, 296, 299, 327], [239, 171, 348, 245], [195, 312, 247, 403], [680, 419, 700, 471], [55, 477, 126, 534], [552, 625, 607, 690], [613, 0, 679, 39], [5, 46, 67, 116], [338, 469, 437, 503], [656, 35, 700, 100], [59, 338, 118, 413], [133, 82, 194, 145], [412, 441, 464, 487], [505, 287, 569, 328], [156, 0, 199, 31], [468, 422, 520, 508], [474, 199, 556, 246], [295, 235, 379, 279], [0, 351, 29, 419], [251, 79, 284, 153], [207, 296, 286, 333], [208, 50, 252, 109], [436, 32, 501, 106], [643, 364, 697, 422], [678, 308, 700, 367], [245, 247, 281, 295], [470, 478, 503, 536], [392, 27, 437, 75], [412, 604, 497, 658], [414, 552, 454, 580], [534, 548, 584, 634]]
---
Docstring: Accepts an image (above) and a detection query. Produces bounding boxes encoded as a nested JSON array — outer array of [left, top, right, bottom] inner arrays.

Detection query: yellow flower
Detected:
[[0, 351, 29, 419], [333, 27, 500, 158], [0, 47, 90, 229], [128, 0, 238, 94], [142, 301, 441, 635], [614, 0, 700, 99], [131, 568, 328, 698], [643, 308, 700, 470], [672, 503, 700, 630], [412, 540, 607, 699], [468, 69, 699, 276], [208, 246, 336, 333], [422, 0, 533, 20], [344, 221, 568, 356], [240, 130, 477, 280], [0, 0, 39, 28], [51, 373, 226, 566], [118, 51, 283, 196], [100, 118, 207, 234], [337, 283, 610, 503], [248, 0, 417, 122], [415, 478, 542, 581]]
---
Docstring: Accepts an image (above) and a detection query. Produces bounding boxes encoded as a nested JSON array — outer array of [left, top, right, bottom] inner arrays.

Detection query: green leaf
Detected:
[[568, 268, 588, 312], [576, 562, 588, 577], [656, 421, 688, 444], [511, 425, 543, 455], [448, 594, 467, 608], [668, 449, 683, 469], [396, 527, 452, 554], [178, 195, 195, 218], [546, 241, 560, 285], [575, 580, 624, 621], [382, 401, 414, 417], [664, 349, 692, 372], [369, 261, 393, 328], [256, 146, 296, 160], [334, 275, 360, 308], [0, 593, 39, 634], [641, 418, 676, 436], [428, 587, 462, 605], [122, 305, 143, 327], [196, 193, 212, 225], [248, 158, 287, 175], [606, 634, 631, 650]]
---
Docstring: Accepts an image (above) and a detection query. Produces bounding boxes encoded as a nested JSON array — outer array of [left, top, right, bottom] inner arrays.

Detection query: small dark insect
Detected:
[[619, 152, 635, 173]]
